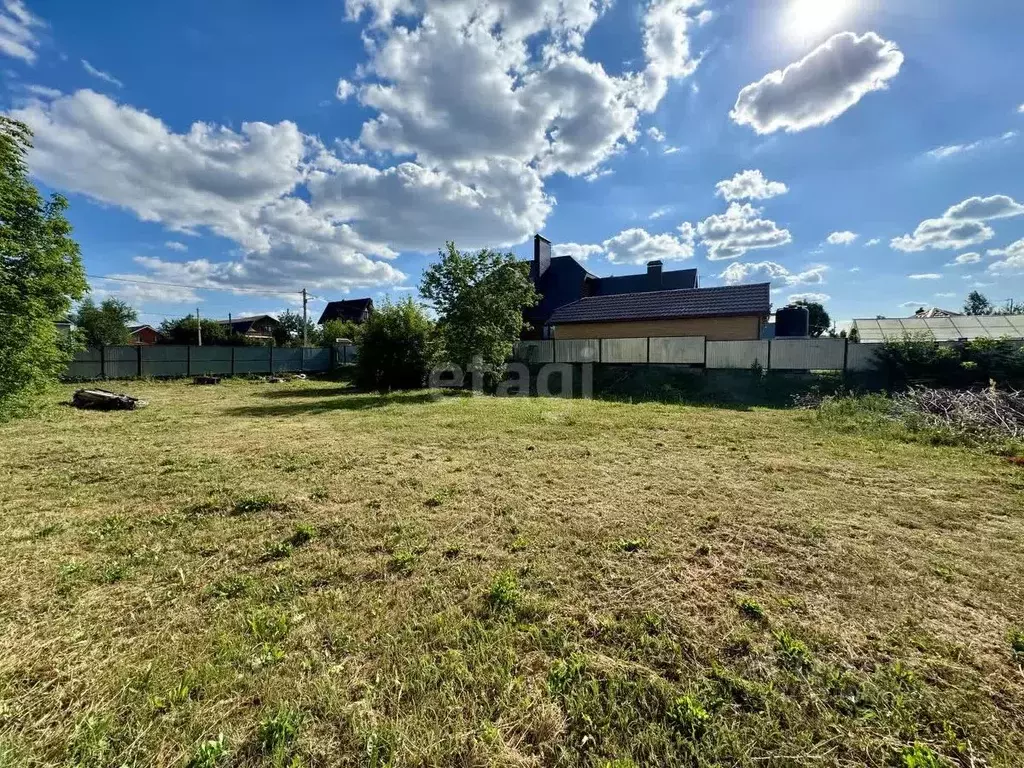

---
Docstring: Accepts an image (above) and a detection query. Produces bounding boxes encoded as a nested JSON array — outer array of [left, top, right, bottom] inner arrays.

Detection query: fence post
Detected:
[[766, 340, 772, 371], [137, 345, 143, 378], [186, 345, 191, 377], [842, 337, 849, 374], [100, 345, 106, 380], [268, 345, 274, 375], [230, 346, 236, 378], [300, 346, 305, 373], [646, 337, 651, 365]]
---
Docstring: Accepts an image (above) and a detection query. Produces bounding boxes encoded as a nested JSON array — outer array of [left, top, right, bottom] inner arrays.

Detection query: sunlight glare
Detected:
[[784, 0, 854, 44]]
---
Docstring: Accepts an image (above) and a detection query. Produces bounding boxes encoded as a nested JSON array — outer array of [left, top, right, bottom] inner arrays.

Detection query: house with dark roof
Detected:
[[216, 315, 280, 340], [523, 235, 699, 339], [318, 298, 373, 326], [523, 234, 768, 341], [548, 283, 771, 340]]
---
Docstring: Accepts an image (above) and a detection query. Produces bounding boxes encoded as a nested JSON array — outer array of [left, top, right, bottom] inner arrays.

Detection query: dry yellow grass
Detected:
[[0, 378, 1022, 767]]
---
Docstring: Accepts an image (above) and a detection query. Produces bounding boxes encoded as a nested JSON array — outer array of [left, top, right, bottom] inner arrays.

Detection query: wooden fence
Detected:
[[63, 344, 357, 380], [514, 337, 883, 373]]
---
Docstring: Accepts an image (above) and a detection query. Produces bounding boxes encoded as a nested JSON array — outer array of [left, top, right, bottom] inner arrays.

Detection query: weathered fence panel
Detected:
[[273, 348, 303, 373], [231, 347, 270, 375], [649, 336, 705, 365], [67, 348, 102, 379], [141, 345, 189, 377], [555, 339, 599, 363], [104, 346, 139, 379], [190, 346, 232, 375], [770, 338, 846, 370], [303, 347, 331, 371], [513, 340, 554, 364], [846, 343, 882, 372], [601, 338, 647, 364], [706, 340, 769, 369]]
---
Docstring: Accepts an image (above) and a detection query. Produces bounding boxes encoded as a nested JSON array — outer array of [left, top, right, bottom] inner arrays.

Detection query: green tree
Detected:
[[0, 117, 87, 418], [158, 315, 230, 345], [792, 300, 831, 338], [963, 290, 993, 316], [321, 318, 360, 344], [71, 297, 137, 346], [419, 241, 538, 377], [273, 310, 319, 347], [355, 297, 433, 392]]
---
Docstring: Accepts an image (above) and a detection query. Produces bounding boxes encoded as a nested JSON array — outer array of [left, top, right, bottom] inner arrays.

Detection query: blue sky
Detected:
[[2, 0, 1023, 328]]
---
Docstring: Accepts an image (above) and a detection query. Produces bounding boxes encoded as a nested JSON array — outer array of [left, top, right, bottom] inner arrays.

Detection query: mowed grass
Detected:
[[1, 378, 1023, 767]]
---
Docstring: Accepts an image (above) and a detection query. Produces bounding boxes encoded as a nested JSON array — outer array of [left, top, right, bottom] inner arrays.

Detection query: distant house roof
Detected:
[[592, 268, 698, 296], [128, 324, 159, 336], [913, 307, 962, 318], [548, 283, 771, 325], [318, 298, 373, 325], [216, 314, 280, 334], [854, 315, 1024, 342]]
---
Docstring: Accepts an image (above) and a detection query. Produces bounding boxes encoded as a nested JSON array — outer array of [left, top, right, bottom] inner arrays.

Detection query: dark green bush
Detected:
[[355, 297, 433, 392], [876, 334, 1024, 389]]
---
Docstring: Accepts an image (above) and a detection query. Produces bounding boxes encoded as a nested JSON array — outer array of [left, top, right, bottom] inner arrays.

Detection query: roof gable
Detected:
[[318, 298, 374, 325]]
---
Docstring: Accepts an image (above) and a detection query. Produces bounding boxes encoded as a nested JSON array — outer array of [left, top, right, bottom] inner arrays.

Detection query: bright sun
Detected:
[[784, 0, 854, 44]]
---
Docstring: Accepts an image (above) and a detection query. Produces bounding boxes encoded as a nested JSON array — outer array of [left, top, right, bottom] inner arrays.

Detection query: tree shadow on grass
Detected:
[[221, 390, 452, 417]]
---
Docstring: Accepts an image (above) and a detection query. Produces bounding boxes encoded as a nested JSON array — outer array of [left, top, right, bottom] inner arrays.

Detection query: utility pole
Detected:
[[301, 288, 308, 347], [196, 307, 202, 347]]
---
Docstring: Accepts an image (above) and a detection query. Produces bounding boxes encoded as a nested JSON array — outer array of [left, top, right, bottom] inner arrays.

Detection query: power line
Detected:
[[85, 273, 305, 297]]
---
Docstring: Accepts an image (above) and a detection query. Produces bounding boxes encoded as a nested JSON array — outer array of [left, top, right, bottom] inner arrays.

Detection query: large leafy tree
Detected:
[[0, 117, 87, 417], [355, 297, 433, 392], [419, 242, 538, 376], [963, 290, 993, 316], [273, 310, 320, 347], [72, 297, 137, 346], [791, 300, 831, 338], [158, 315, 231, 345]]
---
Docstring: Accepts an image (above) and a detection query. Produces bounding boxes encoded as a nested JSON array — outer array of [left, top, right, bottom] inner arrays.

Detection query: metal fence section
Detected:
[[512, 340, 555, 364], [846, 342, 882, 372], [601, 338, 647, 364], [706, 340, 770, 370], [769, 338, 846, 371], [64, 345, 337, 380], [555, 339, 599, 363], [649, 336, 705, 364]]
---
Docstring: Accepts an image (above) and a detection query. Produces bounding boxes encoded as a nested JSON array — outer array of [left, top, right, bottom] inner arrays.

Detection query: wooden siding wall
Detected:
[[552, 315, 762, 341]]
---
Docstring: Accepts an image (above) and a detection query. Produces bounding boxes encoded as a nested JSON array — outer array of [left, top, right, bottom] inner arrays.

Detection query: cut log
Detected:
[[71, 388, 148, 411]]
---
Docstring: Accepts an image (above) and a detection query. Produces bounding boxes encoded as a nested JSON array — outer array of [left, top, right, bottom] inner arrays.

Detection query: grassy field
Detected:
[[1, 378, 1023, 767]]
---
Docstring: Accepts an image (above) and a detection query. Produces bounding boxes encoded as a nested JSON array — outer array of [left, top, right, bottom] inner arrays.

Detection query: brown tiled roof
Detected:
[[547, 283, 771, 325]]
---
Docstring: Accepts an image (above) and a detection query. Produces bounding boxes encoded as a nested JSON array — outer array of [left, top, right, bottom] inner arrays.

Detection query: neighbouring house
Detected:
[[547, 283, 771, 340], [128, 324, 162, 345], [217, 315, 280, 341], [55, 317, 74, 336], [318, 298, 374, 325], [913, 307, 962, 318], [523, 235, 698, 339]]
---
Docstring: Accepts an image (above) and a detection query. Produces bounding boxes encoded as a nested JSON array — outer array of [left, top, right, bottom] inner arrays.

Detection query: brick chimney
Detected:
[[647, 260, 663, 290], [534, 234, 552, 279]]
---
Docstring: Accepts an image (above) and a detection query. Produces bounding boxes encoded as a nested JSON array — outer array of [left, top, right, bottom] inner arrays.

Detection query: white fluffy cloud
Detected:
[[0, 0, 43, 63], [720, 261, 826, 287], [696, 202, 792, 261], [826, 231, 858, 245], [908, 273, 942, 280], [552, 243, 604, 260], [647, 126, 666, 142], [349, 0, 701, 181], [789, 292, 830, 304], [715, 169, 787, 201], [730, 31, 903, 134], [865, 237, 881, 246], [988, 239, 1024, 274], [82, 60, 123, 88], [949, 252, 981, 265], [164, 241, 188, 252], [926, 131, 1016, 161], [88, 275, 201, 307], [891, 195, 1024, 252], [602, 225, 695, 265], [335, 78, 356, 101]]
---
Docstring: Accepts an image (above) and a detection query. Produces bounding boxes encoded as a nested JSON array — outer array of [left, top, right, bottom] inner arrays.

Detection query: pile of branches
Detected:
[[890, 386, 1024, 440]]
